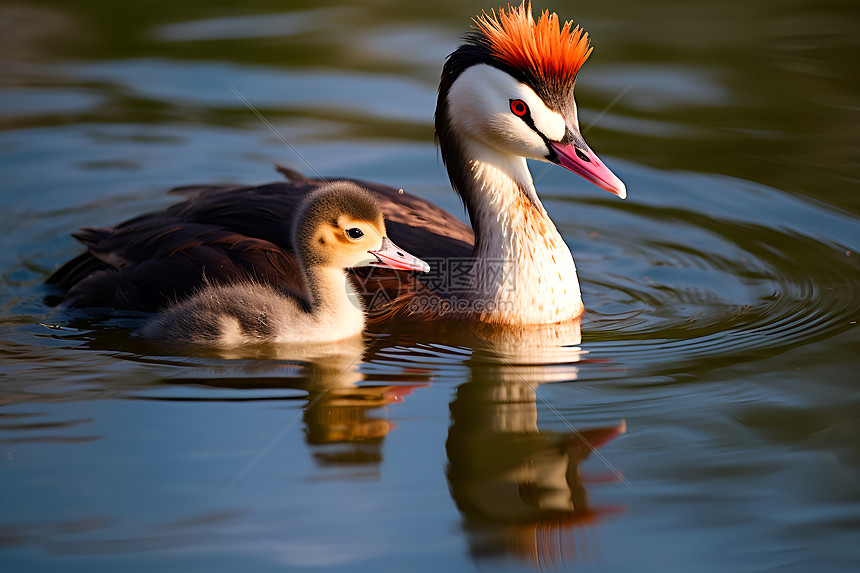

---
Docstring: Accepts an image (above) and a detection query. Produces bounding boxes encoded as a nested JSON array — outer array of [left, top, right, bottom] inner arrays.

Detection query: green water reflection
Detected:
[[6, 0, 859, 213]]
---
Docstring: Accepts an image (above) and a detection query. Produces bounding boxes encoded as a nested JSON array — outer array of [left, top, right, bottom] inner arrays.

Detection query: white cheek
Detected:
[[530, 104, 566, 142], [486, 114, 547, 157], [447, 64, 567, 160]]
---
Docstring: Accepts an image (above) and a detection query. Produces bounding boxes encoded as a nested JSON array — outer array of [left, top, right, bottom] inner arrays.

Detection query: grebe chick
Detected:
[[138, 182, 429, 346]]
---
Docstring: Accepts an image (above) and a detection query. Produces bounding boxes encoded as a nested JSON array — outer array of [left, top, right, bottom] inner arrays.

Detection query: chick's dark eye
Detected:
[[510, 99, 528, 117], [345, 228, 364, 240]]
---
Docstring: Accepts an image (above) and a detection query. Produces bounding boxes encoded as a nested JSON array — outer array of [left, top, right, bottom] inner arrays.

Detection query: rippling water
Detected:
[[2, 1, 859, 571]]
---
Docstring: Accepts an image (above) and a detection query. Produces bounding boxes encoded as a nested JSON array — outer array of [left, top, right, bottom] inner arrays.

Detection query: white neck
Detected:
[[303, 266, 365, 338], [460, 140, 583, 324]]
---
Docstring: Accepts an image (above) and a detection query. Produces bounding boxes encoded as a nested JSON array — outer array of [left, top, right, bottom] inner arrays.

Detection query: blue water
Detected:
[[2, 1, 859, 571]]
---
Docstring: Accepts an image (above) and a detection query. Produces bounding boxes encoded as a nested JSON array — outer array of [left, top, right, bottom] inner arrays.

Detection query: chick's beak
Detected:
[[369, 237, 430, 273], [549, 141, 627, 199]]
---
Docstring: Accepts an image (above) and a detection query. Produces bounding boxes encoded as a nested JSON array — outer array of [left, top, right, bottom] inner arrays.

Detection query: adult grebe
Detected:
[[138, 182, 428, 345], [46, 2, 626, 327]]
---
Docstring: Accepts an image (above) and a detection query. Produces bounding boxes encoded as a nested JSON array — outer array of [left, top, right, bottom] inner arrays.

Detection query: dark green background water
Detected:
[[2, 1, 858, 571]]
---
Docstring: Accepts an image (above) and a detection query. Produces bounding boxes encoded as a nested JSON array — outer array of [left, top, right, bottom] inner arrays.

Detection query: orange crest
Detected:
[[474, 2, 593, 84]]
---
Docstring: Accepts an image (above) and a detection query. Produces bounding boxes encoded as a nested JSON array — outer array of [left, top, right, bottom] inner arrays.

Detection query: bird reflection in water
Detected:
[[129, 318, 625, 567], [445, 321, 626, 569], [166, 335, 428, 475], [298, 342, 426, 469]]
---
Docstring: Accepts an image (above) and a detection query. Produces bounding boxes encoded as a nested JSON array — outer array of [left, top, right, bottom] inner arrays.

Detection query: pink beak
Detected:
[[550, 142, 627, 199], [369, 238, 430, 273]]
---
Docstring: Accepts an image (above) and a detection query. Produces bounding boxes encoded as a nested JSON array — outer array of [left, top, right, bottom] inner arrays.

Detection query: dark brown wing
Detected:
[[46, 168, 475, 313]]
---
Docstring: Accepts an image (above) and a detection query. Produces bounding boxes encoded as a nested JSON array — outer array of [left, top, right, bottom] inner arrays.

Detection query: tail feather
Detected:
[[45, 252, 109, 291], [72, 227, 112, 248], [275, 164, 313, 184]]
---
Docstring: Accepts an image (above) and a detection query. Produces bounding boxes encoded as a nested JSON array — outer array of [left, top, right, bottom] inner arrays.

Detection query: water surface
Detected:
[[2, 1, 859, 571]]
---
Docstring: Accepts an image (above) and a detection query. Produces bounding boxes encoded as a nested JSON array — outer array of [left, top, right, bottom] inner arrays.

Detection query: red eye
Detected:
[[510, 99, 528, 117]]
